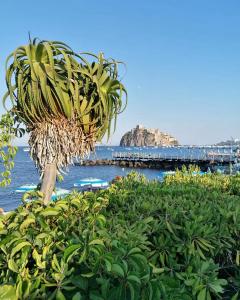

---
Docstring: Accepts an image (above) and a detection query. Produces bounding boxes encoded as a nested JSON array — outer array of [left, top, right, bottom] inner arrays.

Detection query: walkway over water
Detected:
[[112, 152, 238, 164]]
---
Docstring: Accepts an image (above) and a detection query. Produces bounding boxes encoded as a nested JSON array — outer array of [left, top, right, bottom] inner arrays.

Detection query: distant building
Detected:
[[120, 125, 179, 147]]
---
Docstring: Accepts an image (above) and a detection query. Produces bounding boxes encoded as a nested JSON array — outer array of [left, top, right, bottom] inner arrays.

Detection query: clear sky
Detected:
[[0, 0, 240, 145]]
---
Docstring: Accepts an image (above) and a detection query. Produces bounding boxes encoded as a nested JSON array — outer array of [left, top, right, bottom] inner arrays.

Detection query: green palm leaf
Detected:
[[4, 38, 127, 174]]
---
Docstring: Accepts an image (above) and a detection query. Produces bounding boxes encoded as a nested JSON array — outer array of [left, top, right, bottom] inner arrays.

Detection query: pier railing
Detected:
[[112, 152, 237, 163]]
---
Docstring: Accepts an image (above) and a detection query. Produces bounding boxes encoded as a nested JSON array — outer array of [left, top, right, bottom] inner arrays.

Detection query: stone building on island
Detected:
[[120, 125, 179, 147]]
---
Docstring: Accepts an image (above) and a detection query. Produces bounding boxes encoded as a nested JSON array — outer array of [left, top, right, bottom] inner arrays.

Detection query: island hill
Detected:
[[120, 125, 179, 147]]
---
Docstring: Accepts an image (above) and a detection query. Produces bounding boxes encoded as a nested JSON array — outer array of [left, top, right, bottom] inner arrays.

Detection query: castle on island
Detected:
[[120, 125, 179, 147]]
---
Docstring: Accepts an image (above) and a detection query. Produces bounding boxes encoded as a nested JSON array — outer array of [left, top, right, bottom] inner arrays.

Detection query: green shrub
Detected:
[[104, 172, 240, 299], [0, 190, 161, 299], [0, 171, 240, 299], [164, 165, 240, 196]]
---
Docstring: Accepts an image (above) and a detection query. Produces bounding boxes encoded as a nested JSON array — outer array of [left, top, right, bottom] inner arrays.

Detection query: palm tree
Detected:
[[3, 38, 127, 204]]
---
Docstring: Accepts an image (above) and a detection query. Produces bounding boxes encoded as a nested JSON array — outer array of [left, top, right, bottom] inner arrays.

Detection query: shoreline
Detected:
[[74, 158, 225, 171]]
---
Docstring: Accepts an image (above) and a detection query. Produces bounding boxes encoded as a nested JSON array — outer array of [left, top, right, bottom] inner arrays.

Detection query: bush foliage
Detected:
[[0, 171, 240, 299]]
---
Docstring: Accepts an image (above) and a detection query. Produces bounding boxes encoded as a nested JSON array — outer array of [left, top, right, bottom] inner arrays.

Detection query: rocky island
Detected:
[[120, 125, 179, 147]]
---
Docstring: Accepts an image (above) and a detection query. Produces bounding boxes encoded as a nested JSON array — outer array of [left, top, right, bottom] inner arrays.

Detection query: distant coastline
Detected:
[[215, 139, 240, 146]]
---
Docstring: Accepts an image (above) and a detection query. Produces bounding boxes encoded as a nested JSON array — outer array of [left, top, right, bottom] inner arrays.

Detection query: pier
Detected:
[[112, 151, 237, 163], [109, 151, 239, 171], [76, 150, 239, 171]]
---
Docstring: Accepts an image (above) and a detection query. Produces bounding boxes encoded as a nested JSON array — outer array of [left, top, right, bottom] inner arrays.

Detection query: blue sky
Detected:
[[0, 0, 239, 145]]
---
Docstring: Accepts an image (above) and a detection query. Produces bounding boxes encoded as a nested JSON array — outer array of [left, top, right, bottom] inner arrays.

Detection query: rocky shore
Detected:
[[75, 159, 156, 168], [75, 159, 214, 171]]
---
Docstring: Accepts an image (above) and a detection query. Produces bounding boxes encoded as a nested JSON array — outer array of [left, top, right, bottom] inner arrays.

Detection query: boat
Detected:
[[191, 171, 207, 176], [160, 170, 209, 178], [15, 184, 37, 193], [159, 171, 176, 177], [23, 148, 30, 152], [74, 178, 109, 190], [15, 185, 70, 201], [51, 188, 70, 201]]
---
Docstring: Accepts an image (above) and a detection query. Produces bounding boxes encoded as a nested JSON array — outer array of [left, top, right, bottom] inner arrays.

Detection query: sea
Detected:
[[0, 145, 235, 211]]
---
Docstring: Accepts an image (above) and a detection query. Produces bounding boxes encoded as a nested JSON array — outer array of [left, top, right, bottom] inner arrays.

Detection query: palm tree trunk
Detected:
[[40, 163, 57, 205]]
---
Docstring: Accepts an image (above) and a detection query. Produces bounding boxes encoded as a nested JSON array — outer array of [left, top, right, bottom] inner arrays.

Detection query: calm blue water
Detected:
[[0, 146, 234, 211]]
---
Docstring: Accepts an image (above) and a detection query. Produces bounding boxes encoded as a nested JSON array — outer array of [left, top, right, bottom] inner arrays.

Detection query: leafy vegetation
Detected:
[[0, 171, 240, 299], [0, 113, 18, 187], [164, 165, 240, 195]]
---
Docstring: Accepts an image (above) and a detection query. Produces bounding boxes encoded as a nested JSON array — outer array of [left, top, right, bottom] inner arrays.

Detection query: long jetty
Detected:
[[111, 151, 236, 170], [112, 151, 236, 163], [76, 150, 239, 171]]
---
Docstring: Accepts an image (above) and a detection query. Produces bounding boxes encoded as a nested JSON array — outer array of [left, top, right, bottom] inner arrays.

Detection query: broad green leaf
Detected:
[[72, 292, 82, 300], [32, 248, 45, 269], [88, 239, 104, 246], [0, 285, 17, 300], [80, 272, 95, 278], [236, 250, 239, 266], [127, 274, 141, 285], [128, 247, 141, 256], [149, 263, 164, 274], [19, 217, 35, 232], [63, 244, 81, 262], [40, 208, 60, 217], [111, 264, 125, 277], [231, 292, 239, 300], [8, 259, 18, 273], [56, 289, 66, 300], [11, 241, 31, 257], [197, 288, 206, 300]]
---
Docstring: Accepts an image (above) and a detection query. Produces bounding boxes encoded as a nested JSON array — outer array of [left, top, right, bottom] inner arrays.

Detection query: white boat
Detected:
[[160, 170, 207, 178], [51, 188, 70, 201], [16, 185, 70, 201], [23, 148, 30, 152], [15, 184, 37, 193], [74, 178, 109, 189], [160, 171, 176, 177], [191, 171, 207, 176]]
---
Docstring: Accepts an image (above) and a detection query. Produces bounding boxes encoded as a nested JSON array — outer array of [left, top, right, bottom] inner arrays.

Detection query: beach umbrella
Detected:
[[3, 38, 127, 204]]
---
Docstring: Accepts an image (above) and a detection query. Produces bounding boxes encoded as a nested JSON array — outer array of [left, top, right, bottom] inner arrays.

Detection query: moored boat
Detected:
[[191, 171, 207, 176], [15, 184, 37, 193], [15, 185, 70, 201], [51, 188, 70, 201], [159, 171, 176, 177], [74, 178, 109, 190], [160, 170, 209, 178]]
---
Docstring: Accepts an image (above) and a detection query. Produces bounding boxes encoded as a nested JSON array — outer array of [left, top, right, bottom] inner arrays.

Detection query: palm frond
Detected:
[[4, 39, 127, 173]]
